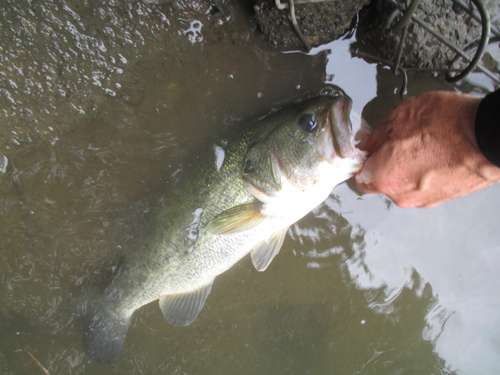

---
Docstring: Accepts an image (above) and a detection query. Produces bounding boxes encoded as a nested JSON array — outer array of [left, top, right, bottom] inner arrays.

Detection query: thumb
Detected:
[[364, 126, 389, 154], [355, 163, 373, 193]]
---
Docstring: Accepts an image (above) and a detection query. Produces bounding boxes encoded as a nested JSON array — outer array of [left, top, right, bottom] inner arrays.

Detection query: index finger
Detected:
[[354, 154, 378, 194], [364, 123, 390, 154]]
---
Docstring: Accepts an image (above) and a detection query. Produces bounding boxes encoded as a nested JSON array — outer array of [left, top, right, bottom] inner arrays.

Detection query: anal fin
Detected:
[[159, 280, 213, 327], [251, 227, 288, 272]]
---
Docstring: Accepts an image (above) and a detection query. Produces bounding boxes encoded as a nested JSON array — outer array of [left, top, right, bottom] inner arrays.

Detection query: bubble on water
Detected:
[[180, 20, 204, 44], [307, 262, 321, 269], [104, 88, 116, 96], [0, 0, 176, 149]]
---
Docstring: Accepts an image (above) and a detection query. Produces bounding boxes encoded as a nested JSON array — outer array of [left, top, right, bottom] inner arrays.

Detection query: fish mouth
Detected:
[[315, 97, 347, 163], [316, 95, 366, 165], [331, 96, 353, 159]]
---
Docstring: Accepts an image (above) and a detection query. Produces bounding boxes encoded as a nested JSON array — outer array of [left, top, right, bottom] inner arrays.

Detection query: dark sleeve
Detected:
[[475, 89, 500, 168]]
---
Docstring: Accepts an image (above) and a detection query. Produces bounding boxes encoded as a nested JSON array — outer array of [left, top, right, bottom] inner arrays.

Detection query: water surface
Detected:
[[1, 1, 499, 374]]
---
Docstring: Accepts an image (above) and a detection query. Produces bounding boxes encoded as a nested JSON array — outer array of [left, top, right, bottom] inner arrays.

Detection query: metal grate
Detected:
[[278, 0, 499, 94]]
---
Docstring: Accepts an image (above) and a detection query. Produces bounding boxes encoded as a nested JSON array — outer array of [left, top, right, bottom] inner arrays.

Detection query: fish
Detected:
[[77, 94, 366, 365]]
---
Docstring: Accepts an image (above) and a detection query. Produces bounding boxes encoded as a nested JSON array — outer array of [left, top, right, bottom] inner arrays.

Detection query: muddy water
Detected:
[[1, 0, 499, 374]]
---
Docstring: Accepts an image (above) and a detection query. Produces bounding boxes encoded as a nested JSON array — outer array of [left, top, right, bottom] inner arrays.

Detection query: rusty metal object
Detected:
[[386, 0, 494, 83], [271, 0, 498, 92], [355, 0, 499, 96]]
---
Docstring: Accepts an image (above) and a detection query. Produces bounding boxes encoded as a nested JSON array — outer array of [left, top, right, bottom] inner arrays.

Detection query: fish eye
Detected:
[[299, 114, 317, 132]]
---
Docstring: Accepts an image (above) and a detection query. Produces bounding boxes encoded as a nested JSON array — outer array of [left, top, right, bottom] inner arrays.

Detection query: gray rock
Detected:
[[357, 0, 482, 69], [254, 0, 370, 50]]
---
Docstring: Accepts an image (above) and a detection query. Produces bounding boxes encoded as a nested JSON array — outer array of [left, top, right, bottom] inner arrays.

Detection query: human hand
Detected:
[[355, 91, 500, 208]]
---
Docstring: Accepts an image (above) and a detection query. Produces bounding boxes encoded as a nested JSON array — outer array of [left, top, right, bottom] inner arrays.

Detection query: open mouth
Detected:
[[330, 96, 353, 159], [316, 99, 343, 163]]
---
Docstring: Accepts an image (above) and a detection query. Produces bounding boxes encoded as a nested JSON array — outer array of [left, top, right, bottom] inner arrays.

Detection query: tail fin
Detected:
[[78, 303, 131, 365]]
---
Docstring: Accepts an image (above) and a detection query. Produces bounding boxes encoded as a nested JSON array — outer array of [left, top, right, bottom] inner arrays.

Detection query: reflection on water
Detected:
[[1, 0, 499, 374], [333, 180, 500, 375]]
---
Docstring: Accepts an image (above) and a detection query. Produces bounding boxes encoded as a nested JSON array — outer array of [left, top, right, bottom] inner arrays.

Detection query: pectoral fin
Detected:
[[207, 203, 266, 235], [159, 280, 213, 327], [251, 227, 288, 272]]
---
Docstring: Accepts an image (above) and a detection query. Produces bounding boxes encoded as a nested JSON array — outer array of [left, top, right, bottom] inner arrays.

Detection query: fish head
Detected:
[[243, 95, 366, 204]]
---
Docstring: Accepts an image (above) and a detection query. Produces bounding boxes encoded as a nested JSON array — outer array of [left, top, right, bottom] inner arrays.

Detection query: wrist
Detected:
[[459, 95, 482, 149], [475, 90, 500, 169]]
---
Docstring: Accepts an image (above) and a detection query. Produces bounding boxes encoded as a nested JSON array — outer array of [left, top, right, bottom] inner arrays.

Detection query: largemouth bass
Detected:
[[78, 94, 366, 364]]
